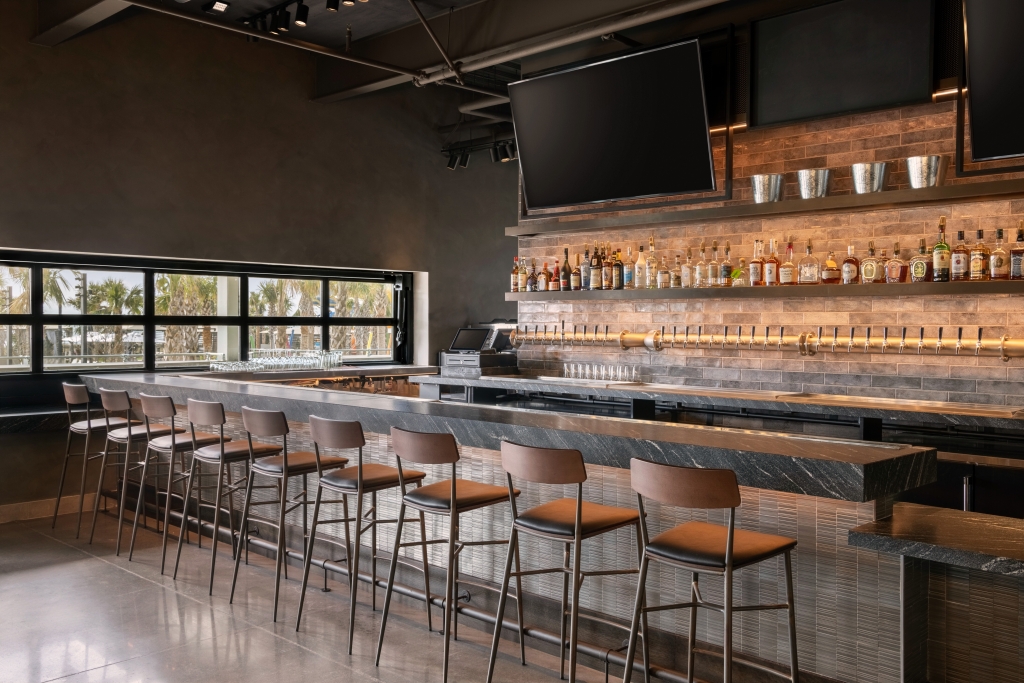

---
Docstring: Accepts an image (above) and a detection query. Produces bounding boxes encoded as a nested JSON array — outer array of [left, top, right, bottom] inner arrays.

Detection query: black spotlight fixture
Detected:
[[258, 15, 268, 31], [202, 1, 230, 14], [294, 1, 309, 26], [507, 141, 518, 161], [268, 12, 280, 33], [342, 0, 355, 6], [458, 151, 470, 168], [326, 0, 339, 9], [278, 9, 291, 32], [489, 145, 500, 163], [497, 143, 511, 162], [446, 152, 459, 170]]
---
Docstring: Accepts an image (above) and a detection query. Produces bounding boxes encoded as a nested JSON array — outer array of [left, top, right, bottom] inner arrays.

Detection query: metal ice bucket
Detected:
[[797, 169, 830, 199], [751, 174, 784, 203], [906, 155, 948, 189], [851, 162, 889, 194]]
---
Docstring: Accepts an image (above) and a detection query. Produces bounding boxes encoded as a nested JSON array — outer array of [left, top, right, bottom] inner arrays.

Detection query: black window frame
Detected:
[[0, 249, 413, 377]]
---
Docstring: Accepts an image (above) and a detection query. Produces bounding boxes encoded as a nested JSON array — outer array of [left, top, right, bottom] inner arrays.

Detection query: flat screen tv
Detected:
[[964, 0, 1024, 161], [508, 39, 715, 211], [751, 0, 933, 127]]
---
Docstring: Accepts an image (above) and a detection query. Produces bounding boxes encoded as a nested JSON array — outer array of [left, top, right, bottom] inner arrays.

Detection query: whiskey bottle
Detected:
[[951, 231, 969, 281], [571, 254, 582, 291], [646, 236, 657, 289], [909, 239, 933, 282], [764, 238, 780, 286], [634, 246, 647, 289], [602, 248, 614, 290], [990, 229, 1009, 280], [580, 246, 591, 290], [970, 230, 990, 281], [798, 240, 820, 284], [749, 240, 765, 286], [933, 216, 951, 282], [656, 256, 671, 288], [860, 242, 880, 284], [517, 257, 529, 292], [560, 249, 571, 290], [548, 261, 560, 291], [670, 255, 682, 288], [1011, 223, 1024, 280], [885, 243, 908, 283], [695, 242, 709, 287], [511, 256, 520, 292], [841, 244, 860, 284], [821, 251, 841, 284], [612, 249, 624, 290], [680, 247, 694, 288], [536, 260, 548, 291], [720, 241, 734, 287], [779, 240, 796, 285], [709, 241, 721, 287], [623, 246, 635, 289]]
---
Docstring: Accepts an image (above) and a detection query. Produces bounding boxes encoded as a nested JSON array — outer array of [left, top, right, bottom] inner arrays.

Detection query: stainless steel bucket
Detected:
[[797, 169, 830, 199], [751, 174, 784, 203], [851, 162, 889, 194], [906, 155, 948, 189]]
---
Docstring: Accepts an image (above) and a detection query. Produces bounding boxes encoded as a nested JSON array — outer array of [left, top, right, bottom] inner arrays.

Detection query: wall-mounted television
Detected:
[[751, 0, 933, 127], [964, 0, 1024, 161], [508, 39, 715, 211]]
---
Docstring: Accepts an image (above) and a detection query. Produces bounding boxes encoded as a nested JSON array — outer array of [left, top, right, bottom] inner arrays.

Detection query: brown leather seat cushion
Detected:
[[320, 463, 426, 492], [251, 451, 348, 476], [403, 478, 515, 513], [107, 424, 184, 441], [646, 521, 796, 570], [515, 498, 640, 539], [148, 431, 223, 452], [193, 440, 281, 462], [70, 417, 140, 433]]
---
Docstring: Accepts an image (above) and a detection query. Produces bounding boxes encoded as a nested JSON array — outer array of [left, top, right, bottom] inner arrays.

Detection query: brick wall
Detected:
[[517, 102, 1024, 406]]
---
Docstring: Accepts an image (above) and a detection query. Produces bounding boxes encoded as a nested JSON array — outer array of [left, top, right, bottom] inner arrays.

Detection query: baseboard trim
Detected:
[[0, 493, 97, 525]]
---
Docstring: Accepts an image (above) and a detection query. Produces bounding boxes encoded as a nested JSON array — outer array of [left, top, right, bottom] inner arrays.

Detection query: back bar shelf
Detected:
[[506, 280, 1024, 302]]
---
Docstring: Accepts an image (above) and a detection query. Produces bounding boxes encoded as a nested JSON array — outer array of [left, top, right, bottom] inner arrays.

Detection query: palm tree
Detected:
[[88, 278, 144, 358], [41, 269, 72, 358], [290, 279, 322, 350], [257, 280, 292, 350]]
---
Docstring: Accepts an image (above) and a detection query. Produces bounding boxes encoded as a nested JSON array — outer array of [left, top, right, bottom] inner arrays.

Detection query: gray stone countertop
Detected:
[[848, 502, 1024, 575], [412, 374, 1024, 429], [81, 372, 936, 503]]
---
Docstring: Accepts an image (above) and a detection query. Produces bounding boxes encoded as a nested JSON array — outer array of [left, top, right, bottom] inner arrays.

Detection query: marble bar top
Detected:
[[848, 502, 1024, 575], [81, 372, 936, 503], [413, 374, 1024, 430]]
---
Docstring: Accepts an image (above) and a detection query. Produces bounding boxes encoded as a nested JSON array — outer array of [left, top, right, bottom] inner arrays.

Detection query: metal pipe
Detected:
[[458, 96, 514, 122], [406, 0, 464, 85], [127, 0, 423, 78], [413, 0, 729, 87]]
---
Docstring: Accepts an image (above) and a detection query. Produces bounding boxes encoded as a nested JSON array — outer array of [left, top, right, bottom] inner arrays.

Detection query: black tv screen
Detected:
[[509, 39, 715, 210], [965, 0, 1024, 161], [752, 0, 933, 127]]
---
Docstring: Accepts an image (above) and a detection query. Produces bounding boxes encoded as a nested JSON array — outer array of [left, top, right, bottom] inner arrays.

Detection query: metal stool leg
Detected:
[[51, 429, 74, 528], [347, 486, 365, 655], [114, 438, 134, 556], [295, 482, 323, 631], [568, 533, 583, 683], [173, 456, 200, 580], [160, 450, 184, 574], [205, 462, 228, 592], [513, 533, 526, 665], [636, 523, 651, 683], [440, 510, 459, 683], [559, 542, 570, 680], [74, 428, 92, 538], [785, 551, 800, 683], [340, 494, 352, 592], [417, 507, 433, 632], [723, 564, 733, 683], [485, 528, 519, 683], [87, 439, 113, 544], [374, 501, 407, 667], [229, 467, 256, 604], [272, 477, 287, 622], [370, 490, 378, 611], [128, 448, 153, 561], [621, 550, 650, 683], [687, 573, 698, 683]]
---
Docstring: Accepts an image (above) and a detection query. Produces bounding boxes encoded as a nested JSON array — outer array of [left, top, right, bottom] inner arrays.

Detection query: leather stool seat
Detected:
[[646, 521, 797, 570], [108, 424, 184, 442], [404, 478, 517, 513], [70, 417, 139, 434], [515, 498, 640, 539], [251, 451, 348, 476], [148, 431, 223, 452], [193, 440, 281, 462], [320, 463, 426, 493]]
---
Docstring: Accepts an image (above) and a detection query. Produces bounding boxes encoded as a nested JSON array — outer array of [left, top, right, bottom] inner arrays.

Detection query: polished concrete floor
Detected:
[[0, 511, 595, 683]]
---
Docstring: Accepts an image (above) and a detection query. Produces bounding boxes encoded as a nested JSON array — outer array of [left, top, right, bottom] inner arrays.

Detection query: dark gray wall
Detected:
[[0, 0, 518, 362]]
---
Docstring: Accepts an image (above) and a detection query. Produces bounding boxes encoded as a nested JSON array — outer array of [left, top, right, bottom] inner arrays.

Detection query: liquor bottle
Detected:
[[933, 216, 951, 282], [909, 238, 932, 282], [646, 236, 657, 289], [634, 246, 647, 289], [680, 247, 694, 288], [510, 256, 520, 292], [798, 240, 820, 284], [580, 246, 591, 290], [720, 241, 734, 287], [821, 251, 841, 284], [764, 238, 780, 286], [623, 246, 635, 289], [732, 258, 750, 287], [612, 249, 624, 289], [708, 241, 724, 286], [779, 240, 796, 285], [990, 228, 1009, 280], [602, 248, 614, 290], [670, 256, 682, 288], [1011, 223, 1024, 280], [841, 244, 860, 284], [549, 260, 561, 291], [560, 249, 571, 290], [951, 231, 969, 281], [694, 241, 708, 287], [656, 256, 671, 288], [885, 243, 907, 283], [749, 240, 765, 286], [517, 257, 528, 292], [860, 242, 880, 284], [969, 229, 990, 281], [535, 260, 548, 291], [570, 254, 581, 290], [589, 248, 601, 290]]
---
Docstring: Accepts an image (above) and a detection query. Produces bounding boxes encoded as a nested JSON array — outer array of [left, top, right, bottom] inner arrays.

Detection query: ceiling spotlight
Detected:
[[202, 1, 229, 13], [497, 144, 511, 162], [507, 141, 518, 160], [342, 0, 355, 5], [294, 1, 309, 26], [258, 15, 268, 31], [446, 152, 459, 170], [277, 9, 290, 31], [458, 151, 470, 168], [490, 145, 500, 163], [268, 13, 279, 33], [326, 0, 339, 10]]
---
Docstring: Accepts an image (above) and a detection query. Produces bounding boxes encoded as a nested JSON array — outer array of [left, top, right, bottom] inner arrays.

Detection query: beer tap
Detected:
[[571, 324, 577, 347], [604, 325, 610, 346], [881, 327, 889, 354], [955, 327, 964, 355], [935, 327, 944, 355], [975, 328, 984, 356], [899, 327, 908, 354], [671, 326, 678, 349], [749, 326, 757, 349], [864, 327, 872, 354], [660, 326, 666, 351], [816, 326, 823, 355], [916, 327, 925, 355], [560, 320, 565, 346], [737, 327, 744, 350], [683, 326, 690, 348], [722, 326, 730, 349], [778, 326, 785, 351], [847, 327, 855, 354], [709, 326, 716, 348], [763, 326, 770, 351], [533, 325, 539, 344], [831, 327, 839, 353], [696, 326, 703, 348]]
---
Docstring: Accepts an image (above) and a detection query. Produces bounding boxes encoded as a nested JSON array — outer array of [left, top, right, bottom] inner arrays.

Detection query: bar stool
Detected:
[[294, 416, 430, 655], [53, 383, 138, 538], [621, 459, 799, 683], [485, 441, 647, 683], [127, 394, 222, 566], [173, 399, 282, 593], [375, 427, 519, 683], [229, 407, 349, 621], [89, 388, 183, 553]]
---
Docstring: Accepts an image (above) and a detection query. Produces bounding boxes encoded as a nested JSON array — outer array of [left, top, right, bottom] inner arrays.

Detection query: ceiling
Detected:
[[161, 0, 483, 49]]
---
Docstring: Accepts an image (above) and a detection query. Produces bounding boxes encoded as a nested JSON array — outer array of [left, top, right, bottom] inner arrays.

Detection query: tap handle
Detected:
[[882, 327, 888, 342], [697, 325, 703, 346], [901, 327, 907, 343], [737, 326, 742, 348], [978, 327, 984, 343], [604, 325, 609, 342], [723, 326, 730, 345], [833, 327, 838, 344], [849, 327, 855, 343], [672, 326, 677, 347], [779, 326, 785, 345], [764, 326, 770, 343], [684, 326, 690, 346], [919, 327, 925, 342], [817, 326, 823, 341], [866, 327, 872, 342], [958, 327, 963, 343]]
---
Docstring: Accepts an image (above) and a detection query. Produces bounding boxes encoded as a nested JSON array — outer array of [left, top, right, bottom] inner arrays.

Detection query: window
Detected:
[[0, 252, 411, 374]]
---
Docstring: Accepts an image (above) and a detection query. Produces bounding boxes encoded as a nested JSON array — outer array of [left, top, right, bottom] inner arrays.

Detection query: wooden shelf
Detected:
[[506, 179, 1024, 237], [506, 280, 1024, 302]]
